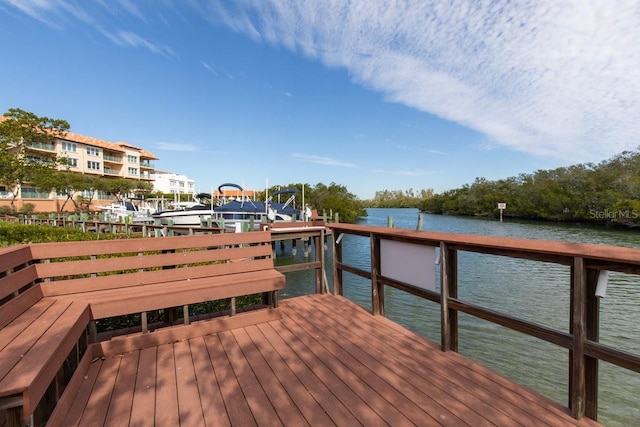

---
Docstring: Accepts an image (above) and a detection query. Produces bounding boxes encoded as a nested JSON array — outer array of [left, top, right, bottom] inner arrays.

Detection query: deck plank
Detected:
[[244, 323, 339, 426], [217, 330, 282, 425], [103, 350, 139, 426], [231, 327, 309, 426], [203, 333, 257, 427], [155, 343, 179, 426], [308, 294, 600, 427], [77, 355, 120, 426], [288, 296, 487, 426], [294, 294, 524, 426], [279, 302, 437, 426], [129, 346, 157, 426], [55, 294, 602, 427], [59, 357, 103, 427], [349, 298, 597, 427], [268, 313, 388, 425], [254, 321, 359, 426], [174, 340, 205, 426], [189, 337, 231, 427]]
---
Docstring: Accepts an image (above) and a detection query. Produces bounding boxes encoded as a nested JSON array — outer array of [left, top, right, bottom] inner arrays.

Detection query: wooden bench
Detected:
[[0, 231, 284, 427]]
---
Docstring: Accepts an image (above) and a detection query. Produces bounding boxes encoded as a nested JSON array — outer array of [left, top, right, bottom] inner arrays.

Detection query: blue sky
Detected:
[[1, 1, 639, 199]]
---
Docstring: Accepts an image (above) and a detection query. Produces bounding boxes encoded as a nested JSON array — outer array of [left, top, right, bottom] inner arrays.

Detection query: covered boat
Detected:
[[201, 185, 302, 231]]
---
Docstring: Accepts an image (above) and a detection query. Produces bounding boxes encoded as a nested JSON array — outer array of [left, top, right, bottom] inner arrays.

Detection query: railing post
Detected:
[[314, 232, 323, 294], [585, 268, 600, 420], [315, 228, 328, 294], [371, 233, 384, 316], [333, 232, 343, 296], [440, 242, 458, 352], [570, 257, 587, 419]]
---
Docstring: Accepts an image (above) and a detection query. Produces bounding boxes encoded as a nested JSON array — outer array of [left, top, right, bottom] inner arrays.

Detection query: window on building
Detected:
[[127, 155, 138, 163], [87, 160, 101, 170], [21, 186, 49, 199], [63, 158, 78, 168], [87, 147, 100, 156], [96, 191, 110, 200], [61, 141, 77, 152], [128, 167, 138, 175]]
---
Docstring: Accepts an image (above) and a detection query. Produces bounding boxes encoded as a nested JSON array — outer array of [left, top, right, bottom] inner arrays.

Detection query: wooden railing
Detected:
[[328, 223, 640, 422], [1, 216, 331, 291]]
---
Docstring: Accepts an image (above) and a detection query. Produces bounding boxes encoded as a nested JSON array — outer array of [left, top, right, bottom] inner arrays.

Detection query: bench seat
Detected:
[[1, 230, 286, 426], [0, 298, 90, 421], [55, 268, 285, 319]]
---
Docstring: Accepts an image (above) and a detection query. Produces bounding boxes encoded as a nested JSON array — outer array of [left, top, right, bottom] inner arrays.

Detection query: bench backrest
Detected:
[[0, 245, 41, 328], [28, 231, 275, 297]]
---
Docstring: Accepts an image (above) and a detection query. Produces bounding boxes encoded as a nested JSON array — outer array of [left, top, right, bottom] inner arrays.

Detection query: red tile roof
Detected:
[[0, 116, 158, 159]]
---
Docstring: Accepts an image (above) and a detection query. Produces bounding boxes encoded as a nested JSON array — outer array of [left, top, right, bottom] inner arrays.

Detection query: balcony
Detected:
[[140, 160, 155, 169], [103, 167, 121, 176], [103, 154, 123, 164], [26, 142, 56, 152]]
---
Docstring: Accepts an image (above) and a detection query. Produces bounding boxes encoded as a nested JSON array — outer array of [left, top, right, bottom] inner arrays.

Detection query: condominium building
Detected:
[[55, 132, 157, 181], [0, 118, 159, 212], [152, 171, 195, 195]]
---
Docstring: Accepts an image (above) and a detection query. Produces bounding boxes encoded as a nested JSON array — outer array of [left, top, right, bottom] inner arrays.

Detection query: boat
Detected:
[[151, 192, 215, 226], [202, 184, 302, 231], [98, 199, 156, 223], [152, 183, 304, 230]]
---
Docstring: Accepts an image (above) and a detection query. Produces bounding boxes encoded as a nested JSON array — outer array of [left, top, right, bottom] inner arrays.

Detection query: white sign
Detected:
[[380, 240, 436, 291], [497, 203, 506, 209]]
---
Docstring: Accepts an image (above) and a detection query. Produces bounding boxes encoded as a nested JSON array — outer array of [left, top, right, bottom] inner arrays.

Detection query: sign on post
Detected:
[[497, 202, 506, 222]]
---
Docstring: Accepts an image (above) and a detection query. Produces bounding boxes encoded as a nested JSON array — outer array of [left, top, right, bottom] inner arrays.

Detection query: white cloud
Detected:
[[206, 1, 640, 163], [3, 1, 174, 57], [420, 148, 447, 155], [291, 152, 357, 168], [115, 0, 145, 21], [104, 30, 176, 58], [201, 60, 219, 76], [155, 142, 197, 152], [1, 0, 92, 29]]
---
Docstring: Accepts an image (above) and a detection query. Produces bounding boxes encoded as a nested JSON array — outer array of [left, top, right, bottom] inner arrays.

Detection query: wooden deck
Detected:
[[53, 294, 601, 426]]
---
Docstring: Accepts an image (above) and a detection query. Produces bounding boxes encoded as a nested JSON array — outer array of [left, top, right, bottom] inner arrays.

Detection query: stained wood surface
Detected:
[[56, 269, 284, 319], [28, 231, 274, 259], [0, 298, 90, 421], [53, 295, 601, 426]]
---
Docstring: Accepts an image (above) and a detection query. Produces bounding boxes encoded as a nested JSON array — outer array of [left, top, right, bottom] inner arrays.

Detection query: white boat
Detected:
[[99, 199, 156, 223], [151, 193, 214, 226]]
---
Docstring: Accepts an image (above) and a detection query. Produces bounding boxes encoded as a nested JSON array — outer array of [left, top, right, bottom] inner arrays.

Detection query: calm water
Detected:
[[277, 208, 639, 426]]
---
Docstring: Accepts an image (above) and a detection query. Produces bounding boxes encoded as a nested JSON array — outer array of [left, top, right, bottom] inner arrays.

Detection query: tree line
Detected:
[[363, 188, 434, 208], [421, 150, 640, 227], [261, 182, 366, 223]]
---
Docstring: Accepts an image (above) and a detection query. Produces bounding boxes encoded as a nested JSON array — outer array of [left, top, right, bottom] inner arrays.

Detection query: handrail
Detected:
[[328, 222, 640, 422]]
